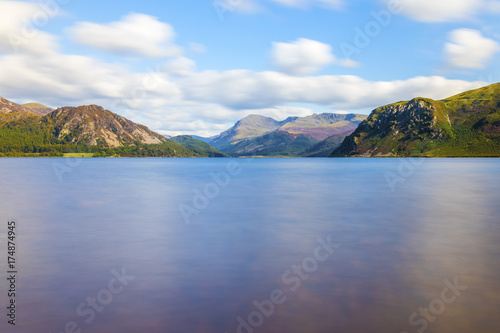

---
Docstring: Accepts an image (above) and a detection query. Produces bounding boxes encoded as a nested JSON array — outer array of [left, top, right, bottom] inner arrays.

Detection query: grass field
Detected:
[[63, 153, 94, 157]]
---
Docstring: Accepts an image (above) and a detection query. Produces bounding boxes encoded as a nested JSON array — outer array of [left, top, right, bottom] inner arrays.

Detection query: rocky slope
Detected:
[[332, 83, 500, 157], [48, 105, 165, 147], [280, 113, 366, 141]]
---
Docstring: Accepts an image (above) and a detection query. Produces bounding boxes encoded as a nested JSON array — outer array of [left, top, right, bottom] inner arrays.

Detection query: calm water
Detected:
[[0, 158, 499, 333]]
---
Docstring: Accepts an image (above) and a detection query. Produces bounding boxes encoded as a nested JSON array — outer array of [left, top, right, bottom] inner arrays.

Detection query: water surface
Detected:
[[0, 158, 499, 333]]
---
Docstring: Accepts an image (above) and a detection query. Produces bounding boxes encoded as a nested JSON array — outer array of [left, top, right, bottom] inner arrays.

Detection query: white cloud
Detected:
[[272, 38, 334, 75], [162, 57, 197, 77], [1, 42, 484, 136], [271, 38, 357, 75], [0, 49, 186, 112], [337, 58, 360, 68], [444, 29, 500, 69], [189, 42, 206, 53], [68, 13, 181, 58], [486, 0, 500, 11], [394, 0, 500, 22], [0, 7, 488, 137], [179, 70, 485, 111], [0, 0, 58, 54]]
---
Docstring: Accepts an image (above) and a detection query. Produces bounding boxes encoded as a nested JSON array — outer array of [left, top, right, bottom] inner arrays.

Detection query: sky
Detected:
[[0, 0, 499, 137]]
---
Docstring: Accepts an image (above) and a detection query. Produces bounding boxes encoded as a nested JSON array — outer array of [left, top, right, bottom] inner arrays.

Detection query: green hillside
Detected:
[[0, 97, 204, 157], [170, 135, 227, 157], [332, 83, 500, 157]]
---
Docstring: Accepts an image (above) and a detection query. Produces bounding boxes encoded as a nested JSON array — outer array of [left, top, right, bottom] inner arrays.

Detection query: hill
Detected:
[[22, 102, 54, 115], [0, 97, 44, 123], [0, 97, 202, 157], [332, 83, 500, 157], [48, 105, 165, 147], [190, 135, 213, 143], [170, 135, 227, 157]]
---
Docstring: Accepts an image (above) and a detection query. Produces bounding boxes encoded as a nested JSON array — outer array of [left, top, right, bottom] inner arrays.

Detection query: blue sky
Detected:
[[0, 0, 499, 136]]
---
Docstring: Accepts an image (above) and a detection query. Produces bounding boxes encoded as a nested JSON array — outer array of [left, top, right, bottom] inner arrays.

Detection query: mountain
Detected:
[[22, 102, 54, 115], [280, 113, 366, 141], [48, 105, 165, 147], [332, 83, 500, 157], [212, 113, 366, 156], [0, 97, 43, 123], [221, 131, 318, 156], [210, 114, 292, 150], [170, 135, 227, 157], [0, 96, 202, 157], [301, 130, 356, 157]]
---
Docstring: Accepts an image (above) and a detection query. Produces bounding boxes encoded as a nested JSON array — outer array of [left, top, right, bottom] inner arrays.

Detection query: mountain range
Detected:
[[332, 83, 500, 157], [210, 113, 367, 156], [2, 82, 500, 158]]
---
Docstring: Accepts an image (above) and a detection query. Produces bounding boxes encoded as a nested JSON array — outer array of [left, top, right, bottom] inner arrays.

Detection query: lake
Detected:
[[0, 158, 499, 333]]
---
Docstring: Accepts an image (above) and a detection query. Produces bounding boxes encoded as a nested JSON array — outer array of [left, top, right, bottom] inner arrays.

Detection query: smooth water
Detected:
[[0, 158, 499, 333]]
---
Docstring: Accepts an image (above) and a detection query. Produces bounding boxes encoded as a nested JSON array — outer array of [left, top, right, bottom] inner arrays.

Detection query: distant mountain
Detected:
[[280, 113, 366, 141], [170, 135, 227, 157], [212, 113, 367, 156], [22, 102, 54, 115], [221, 131, 318, 156], [302, 130, 356, 157], [332, 83, 500, 157], [211, 114, 292, 150]]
